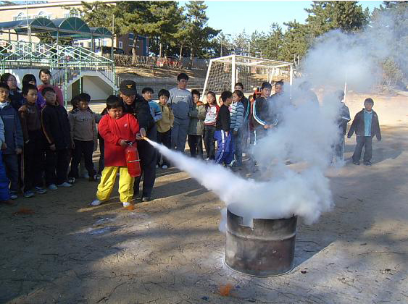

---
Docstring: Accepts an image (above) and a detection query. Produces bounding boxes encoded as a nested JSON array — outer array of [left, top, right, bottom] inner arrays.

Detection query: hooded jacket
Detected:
[[98, 113, 139, 167], [0, 102, 23, 154]]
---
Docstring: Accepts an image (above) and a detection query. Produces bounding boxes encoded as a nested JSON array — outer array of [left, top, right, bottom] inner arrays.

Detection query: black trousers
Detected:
[[45, 148, 69, 186], [352, 136, 373, 162], [203, 125, 216, 160], [98, 137, 104, 175], [3, 154, 19, 193], [188, 135, 203, 158], [69, 140, 95, 178], [134, 127, 157, 198], [157, 129, 171, 166], [24, 130, 45, 191]]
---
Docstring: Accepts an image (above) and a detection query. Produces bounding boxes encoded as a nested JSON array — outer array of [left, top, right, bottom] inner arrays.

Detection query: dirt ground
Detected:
[[0, 93, 408, 304]]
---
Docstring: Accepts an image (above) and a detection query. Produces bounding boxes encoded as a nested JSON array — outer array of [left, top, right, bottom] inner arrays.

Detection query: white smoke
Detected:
[[146, 139, 332, 225], [145, 8, 404, 226]]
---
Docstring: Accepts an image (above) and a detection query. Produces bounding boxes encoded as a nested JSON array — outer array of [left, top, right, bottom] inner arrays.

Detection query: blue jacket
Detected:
[[0, 102, 24, 154]]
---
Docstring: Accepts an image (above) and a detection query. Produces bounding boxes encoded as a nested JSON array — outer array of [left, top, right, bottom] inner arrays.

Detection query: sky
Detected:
[[202, 1, 383, 36]]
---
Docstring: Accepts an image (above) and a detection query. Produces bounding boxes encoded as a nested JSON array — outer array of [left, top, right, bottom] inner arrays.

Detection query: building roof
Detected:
[[0, 17, 111, 39]]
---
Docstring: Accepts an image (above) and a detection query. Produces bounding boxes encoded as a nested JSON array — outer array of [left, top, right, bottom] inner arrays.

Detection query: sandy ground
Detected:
[[0, 93, 407, 304]]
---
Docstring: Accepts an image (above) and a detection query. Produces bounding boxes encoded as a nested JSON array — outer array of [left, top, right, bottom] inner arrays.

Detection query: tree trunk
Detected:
[[131, 34, 137, 65], [189, 46, 193, 70], [179, 45, 183, 59], [159, 41, 163, 58]]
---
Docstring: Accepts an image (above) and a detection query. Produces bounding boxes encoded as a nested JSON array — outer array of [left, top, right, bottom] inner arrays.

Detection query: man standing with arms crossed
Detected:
[[169, 73, 193, 152]]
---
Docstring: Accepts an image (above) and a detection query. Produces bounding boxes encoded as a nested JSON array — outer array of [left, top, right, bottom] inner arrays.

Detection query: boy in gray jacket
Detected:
[[68, 93, 97, 182]]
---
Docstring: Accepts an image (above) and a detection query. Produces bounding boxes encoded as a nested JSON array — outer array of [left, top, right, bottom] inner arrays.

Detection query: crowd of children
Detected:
[[0, 70, 381, 206]]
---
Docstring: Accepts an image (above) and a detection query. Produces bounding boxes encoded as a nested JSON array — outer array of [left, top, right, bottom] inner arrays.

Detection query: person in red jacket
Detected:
[[90, 95, 140, 208]]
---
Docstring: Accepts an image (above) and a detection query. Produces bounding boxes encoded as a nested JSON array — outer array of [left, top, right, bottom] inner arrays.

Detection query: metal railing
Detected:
[[0, 40, 118, 99]]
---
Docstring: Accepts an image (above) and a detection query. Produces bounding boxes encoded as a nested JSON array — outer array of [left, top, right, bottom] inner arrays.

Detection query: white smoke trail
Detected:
[[146, 138, 332, 225]]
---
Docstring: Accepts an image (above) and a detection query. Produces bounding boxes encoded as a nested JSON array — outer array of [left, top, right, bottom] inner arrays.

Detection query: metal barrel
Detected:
[[225, 204, 297, 277]]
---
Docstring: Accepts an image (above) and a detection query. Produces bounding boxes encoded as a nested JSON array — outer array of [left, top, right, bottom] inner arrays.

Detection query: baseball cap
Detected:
[[120, 80, 137, 96]]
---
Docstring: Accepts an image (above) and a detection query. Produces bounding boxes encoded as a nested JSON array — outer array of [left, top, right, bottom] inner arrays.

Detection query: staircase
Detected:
[[0, 40, 118, 102]]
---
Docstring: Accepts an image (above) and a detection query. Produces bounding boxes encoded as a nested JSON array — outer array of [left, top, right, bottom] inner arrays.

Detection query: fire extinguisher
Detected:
[[125, 142, 141, 177]]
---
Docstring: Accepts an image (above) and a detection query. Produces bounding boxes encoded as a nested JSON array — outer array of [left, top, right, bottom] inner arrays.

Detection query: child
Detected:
[[0, 82, 23, 200], [68, 93, 97, 182], [335, 90, 350, 161], [188, 90, 206, 158], [41, 87, 72, 189], [253, 82, 273, 141], [347, 98, 381, 166], [90, 95, 140, 208], [1, 73, 23, 111], [203, 91, 219, 160], [230, 90, 245, 167], [156, 89, 174, 169], [19, 84, 47, 197], [22, 74, 46, 109], [215, 91, 234, 166], [0, 114, 11, 204], [38, 69, 64, 106], [143, 87, 162, 124]]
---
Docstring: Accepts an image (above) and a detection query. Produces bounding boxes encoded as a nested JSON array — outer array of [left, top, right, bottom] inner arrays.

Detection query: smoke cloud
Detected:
[[146, 8, 404, 226]]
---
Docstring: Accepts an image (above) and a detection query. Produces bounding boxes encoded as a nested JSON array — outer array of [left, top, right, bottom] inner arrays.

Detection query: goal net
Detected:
[[203, 55, 293, 96]]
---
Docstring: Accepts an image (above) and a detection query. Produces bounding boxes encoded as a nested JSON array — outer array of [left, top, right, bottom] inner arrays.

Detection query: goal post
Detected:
[[203, 55, 293, 97]]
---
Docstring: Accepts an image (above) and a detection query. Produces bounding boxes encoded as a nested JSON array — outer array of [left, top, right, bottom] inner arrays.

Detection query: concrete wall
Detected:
[[82, 76, 113, 101]]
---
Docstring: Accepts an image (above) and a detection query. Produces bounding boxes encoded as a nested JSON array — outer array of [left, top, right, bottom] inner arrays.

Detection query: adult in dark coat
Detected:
[[120, 80, 156, 201]]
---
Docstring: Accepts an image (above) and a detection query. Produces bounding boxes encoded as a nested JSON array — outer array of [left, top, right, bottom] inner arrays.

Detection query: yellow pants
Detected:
[[96, 166, 135, 203]]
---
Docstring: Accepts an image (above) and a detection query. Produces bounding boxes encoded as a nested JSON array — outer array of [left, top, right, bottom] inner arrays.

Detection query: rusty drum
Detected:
[[225, 204, 297, 276]]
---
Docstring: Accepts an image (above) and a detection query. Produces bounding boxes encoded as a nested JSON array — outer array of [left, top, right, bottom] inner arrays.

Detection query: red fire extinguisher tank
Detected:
[[125, 143, 141, 177]]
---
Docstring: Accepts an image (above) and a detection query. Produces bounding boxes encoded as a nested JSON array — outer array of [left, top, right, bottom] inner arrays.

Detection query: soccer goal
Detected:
[[203, 55, 294, 95]]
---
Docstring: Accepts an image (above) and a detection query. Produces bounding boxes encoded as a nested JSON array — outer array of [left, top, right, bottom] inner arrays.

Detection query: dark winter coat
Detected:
[[338, 103, 351, 135], [0, 102, 23, 154], [122, 95, 154, 131], [41, 104, 71, 150], [347, 109, 381, 140], [252, 96, 272, 128], [216, 104, 230, 132]]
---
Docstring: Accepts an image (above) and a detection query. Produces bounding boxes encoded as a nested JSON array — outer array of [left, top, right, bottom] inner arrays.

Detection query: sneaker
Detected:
[[68, 177, 76, 184], [35, 187, 47, 194], [122, 202, 131, 208], [162, 165, 168, 169], [90, 199, 102, 206], [24, 191, 35, 198], [142, 197, 151, 202], [363, 161, 372, 166], [10, 193, 18, 200], [48, 184, 58, 190], [57, 182, 72, 188], [95, 174, 101, 180], [83, 173, 90, 179], [352, 161, 360, 165]]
